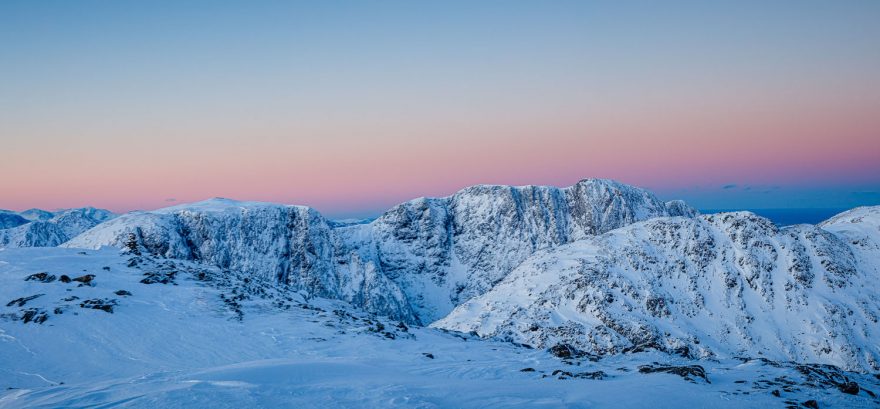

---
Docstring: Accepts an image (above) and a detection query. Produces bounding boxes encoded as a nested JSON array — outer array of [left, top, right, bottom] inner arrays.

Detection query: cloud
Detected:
[[721, 184, 737, 190], [165, 198, 177, 202]]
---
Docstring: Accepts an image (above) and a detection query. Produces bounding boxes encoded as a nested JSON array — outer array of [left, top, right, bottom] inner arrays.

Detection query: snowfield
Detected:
[[1, 180, 879, 408], [1, 248, 877, 408]]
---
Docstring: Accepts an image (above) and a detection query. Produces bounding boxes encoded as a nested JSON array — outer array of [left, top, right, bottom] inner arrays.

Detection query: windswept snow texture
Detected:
[[65, 180, 695, 324], [0, 208, 114, 248], [434, 208, 880, 372], [1, 248, 878, 408]]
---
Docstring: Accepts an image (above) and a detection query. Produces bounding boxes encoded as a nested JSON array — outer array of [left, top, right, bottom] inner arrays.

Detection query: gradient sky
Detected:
[[1, 1, 879, 218]]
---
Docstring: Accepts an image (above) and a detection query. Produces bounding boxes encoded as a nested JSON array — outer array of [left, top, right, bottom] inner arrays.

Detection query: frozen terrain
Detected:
[[1, 180, 879, 407], [1, 247, 877, 408], [0, 208, 114, 249], [65, 179, 695, 324]]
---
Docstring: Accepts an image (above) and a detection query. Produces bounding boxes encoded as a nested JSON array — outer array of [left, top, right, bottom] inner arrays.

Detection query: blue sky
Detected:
[[1, 1, 878, 216]]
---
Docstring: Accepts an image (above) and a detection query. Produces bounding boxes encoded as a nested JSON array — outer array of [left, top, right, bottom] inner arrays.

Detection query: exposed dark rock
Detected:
[[6, 294, 44, 307], [25, 273, 56, 283], [795, 363, 863, 396], [114, 290, 132, 296], [71, 274, 95, 285], [802, 400, 819, 409], [422, 353, 434, 359], [59, 275, 71, 283], [772, 389, 781, 397], [124, 232, 141, 255], [672, 346, 692, 358], [638, 364, 710, 383], [549, 369, 605, 380], [21, 308, 49, 324], [520, 368, 536, 372], [140, 271, 176, 285], [573, 371, 606, 380], [552, 369, 573, 379], [220, 293, 244, 321], [549, 343, 598, 361], [79, 298, 117, 313], [839, 381, 860, 395]]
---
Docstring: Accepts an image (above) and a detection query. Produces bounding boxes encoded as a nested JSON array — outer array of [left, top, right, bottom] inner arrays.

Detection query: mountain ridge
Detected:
[[64, 179, 694, 323], [433, 208, 880, 371], [31, 179, 880, 372], [0, 207, 115, 248]]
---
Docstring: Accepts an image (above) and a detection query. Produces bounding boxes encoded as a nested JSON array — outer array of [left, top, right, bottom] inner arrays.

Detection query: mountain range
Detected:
[[0, 207, 115, 248], [2, 178, 879, 407]]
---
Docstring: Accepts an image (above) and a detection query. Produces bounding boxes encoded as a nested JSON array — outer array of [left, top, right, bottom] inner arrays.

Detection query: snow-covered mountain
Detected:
[[64, 199, 418, 323], [4, 182, 880, 407], [0, 208, 115, 248], [65, 179, 694, 323], [338, 179, 698, 322], [433, 209, 880, 372], [18, 208, 55, 222], [0, 211, 29, 229], [50, 181, 880, 372]]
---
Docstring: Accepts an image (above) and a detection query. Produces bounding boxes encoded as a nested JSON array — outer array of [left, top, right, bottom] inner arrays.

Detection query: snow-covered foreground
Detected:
[[1, 248, 878, 408]]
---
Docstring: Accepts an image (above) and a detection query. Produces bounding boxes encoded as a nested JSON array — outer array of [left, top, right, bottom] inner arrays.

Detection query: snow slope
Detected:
[[0, 208, 114, 249], [434, 209, 880, 372], [0, 213, 28, 230], [1, 247, 877, 408]]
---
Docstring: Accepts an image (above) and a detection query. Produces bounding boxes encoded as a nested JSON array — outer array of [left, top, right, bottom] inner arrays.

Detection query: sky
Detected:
[[1, 1, 879, 218]]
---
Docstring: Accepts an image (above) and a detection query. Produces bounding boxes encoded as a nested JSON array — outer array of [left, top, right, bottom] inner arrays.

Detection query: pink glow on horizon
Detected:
[[3, 1, 879, 216], [2, 93, 878, 215]]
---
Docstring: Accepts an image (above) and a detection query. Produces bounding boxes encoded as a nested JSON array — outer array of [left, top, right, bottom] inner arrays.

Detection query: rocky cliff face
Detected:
[[342, 179, 697, 322], [64, 199, 419, 324], [433, 209, 880, 372], [65, 180, 692, 324]]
